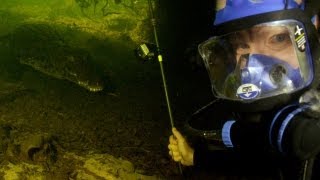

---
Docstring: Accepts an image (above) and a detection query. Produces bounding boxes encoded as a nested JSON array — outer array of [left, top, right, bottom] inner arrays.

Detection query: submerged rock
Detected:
[[66, 153, 158, 179], [19, 134, 57, 164], [5, 133, 58, 166], [0, 162, 45, 180], [0, 152, 159, 180]]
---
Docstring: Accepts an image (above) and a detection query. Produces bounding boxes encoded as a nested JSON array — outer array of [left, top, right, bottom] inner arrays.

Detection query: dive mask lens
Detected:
[[199, 20, 313, 101]]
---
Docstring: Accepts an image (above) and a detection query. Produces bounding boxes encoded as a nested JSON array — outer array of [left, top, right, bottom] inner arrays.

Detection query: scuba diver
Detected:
[[168, 0, 320, 179]]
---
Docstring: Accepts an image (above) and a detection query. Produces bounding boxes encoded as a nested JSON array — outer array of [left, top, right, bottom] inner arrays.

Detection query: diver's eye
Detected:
[[267, 33, 291, 50], [269, 33, 291, 45], [271, 33, 289, 43]]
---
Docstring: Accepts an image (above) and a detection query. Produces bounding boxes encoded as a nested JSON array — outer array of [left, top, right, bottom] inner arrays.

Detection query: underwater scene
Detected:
[[0, 0, 215, 179]]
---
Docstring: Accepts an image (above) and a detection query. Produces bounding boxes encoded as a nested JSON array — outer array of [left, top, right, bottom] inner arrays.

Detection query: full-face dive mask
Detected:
[[199, 20, 314, 100], [198, 0, 320, 111], [187, 1, 320, 172]]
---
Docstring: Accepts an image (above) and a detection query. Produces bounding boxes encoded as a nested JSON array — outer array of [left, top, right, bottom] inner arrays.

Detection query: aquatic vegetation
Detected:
[[75, 0, 91, 9], [0, 10, 9, 25], [92, 0, 100, 13], [0, 10, 25, 36], [0, 0, 152, 46], [102, 0, 139, 16], [115, 0, 122, 4], [74, 0, 139, 17]]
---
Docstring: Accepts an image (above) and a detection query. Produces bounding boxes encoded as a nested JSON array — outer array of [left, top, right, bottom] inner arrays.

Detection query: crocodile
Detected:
[[6, 23, 106, 92]]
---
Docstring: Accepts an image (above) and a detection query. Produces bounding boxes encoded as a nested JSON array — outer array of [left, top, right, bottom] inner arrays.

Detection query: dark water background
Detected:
[[159, 0, 216, 119]]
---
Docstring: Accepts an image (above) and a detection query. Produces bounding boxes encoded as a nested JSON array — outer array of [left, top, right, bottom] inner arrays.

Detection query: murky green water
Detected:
[[0, 0, 214, 179]]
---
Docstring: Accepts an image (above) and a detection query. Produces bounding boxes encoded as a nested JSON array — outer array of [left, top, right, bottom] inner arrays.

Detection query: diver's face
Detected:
[[232, 26, 299, 68]]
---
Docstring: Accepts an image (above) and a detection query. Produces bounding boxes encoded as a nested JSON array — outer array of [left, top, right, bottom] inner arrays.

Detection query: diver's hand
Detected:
[[168, 128, 194, 166]]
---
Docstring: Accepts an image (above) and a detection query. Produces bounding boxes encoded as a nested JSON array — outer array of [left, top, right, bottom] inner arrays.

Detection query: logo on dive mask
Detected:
[[237, 54, 302, 99]]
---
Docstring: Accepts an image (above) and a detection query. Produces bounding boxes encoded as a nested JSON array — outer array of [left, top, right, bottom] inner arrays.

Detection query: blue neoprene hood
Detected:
[[214, 0, 305, 25]]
